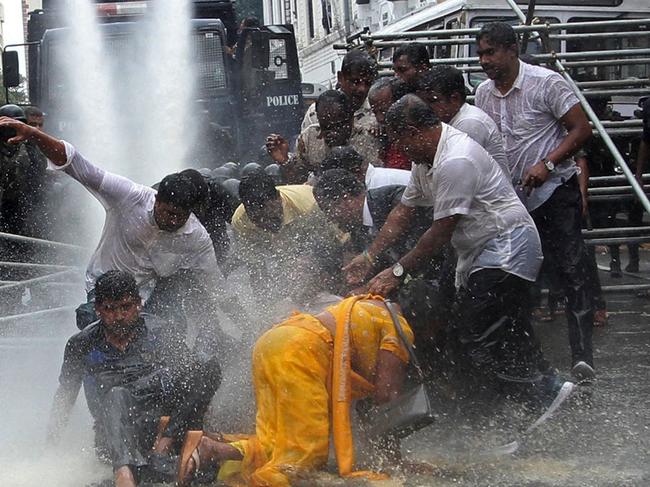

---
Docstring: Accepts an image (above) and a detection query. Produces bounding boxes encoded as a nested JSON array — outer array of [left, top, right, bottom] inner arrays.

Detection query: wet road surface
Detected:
[[0, 251, 649, 486]]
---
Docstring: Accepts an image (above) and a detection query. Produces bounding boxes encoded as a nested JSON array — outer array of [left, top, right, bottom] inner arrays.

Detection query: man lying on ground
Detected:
[[174, 294, 415, 486], [47, 270, 221, 487]]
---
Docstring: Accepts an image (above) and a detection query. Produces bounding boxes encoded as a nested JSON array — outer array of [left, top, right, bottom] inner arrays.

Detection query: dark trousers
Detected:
[[97, 358, 221, 471], [531, 177, 594, 366], [451, 269, 555, 404]]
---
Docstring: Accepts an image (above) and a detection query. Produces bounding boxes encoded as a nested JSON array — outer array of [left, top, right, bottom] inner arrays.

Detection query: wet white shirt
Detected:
[[50, 141, 220, 299], [449, 102, 510, 179], [365, 163, 411, 189], [401, 124, 542, 288], [475, 61, 580, 211]]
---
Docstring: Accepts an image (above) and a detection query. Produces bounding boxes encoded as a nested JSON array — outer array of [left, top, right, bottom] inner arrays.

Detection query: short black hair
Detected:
[[179, 169, 209, 210], [368, 76, 411, 103], [416, 66, 467, 102], [157, 172, 203, 211], [238, 171, 279, 208], [319, 146, 365, 175], [316, 90, 353, 115], [385, 94, 440, 136], [340, 49, 378, 78], [476, 22, 518, 50], [95, 270, 140, 305], [156, 172, 201, 211], [313, 168, 365, 210], [392, 43, 431, 67], [24, 106, 44, 118]]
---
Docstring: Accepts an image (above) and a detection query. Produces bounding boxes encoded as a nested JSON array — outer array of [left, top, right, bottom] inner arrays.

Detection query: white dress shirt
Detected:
[[50, 141, 219, 299], [401, 124, 542, 288], [475, 61, 580, 211]]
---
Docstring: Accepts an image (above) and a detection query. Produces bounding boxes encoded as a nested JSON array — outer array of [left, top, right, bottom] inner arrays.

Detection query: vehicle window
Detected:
[[566, 17, 649, 82], [268, 38, 289, 80], [193, 31, 227, 93], [468, 16, 560, 87]]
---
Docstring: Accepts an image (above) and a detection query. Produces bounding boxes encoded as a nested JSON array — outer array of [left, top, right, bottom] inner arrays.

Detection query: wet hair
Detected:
[[24, 106, 44, 118], [368, 76, 411, 103], [476, 22, 518, 50], [179, 169, 209, 210], [416, 66, 467, 102], [313, 168, 365, 209], [241, 16, 260, 28], [238, 171, 279, 208], [319, 146, 365, 175], [392, 43, 431, 68], [340, 49, 378, 78], [95, 270, 140, 305], [385, 94, 440, 136], [315, 90, 353, 116], [157, 172, 202, 211]]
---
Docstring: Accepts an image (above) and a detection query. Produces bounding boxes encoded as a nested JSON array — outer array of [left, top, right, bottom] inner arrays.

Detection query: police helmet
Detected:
[[0, 104, 26, 122], [241, 162, 263, 178]]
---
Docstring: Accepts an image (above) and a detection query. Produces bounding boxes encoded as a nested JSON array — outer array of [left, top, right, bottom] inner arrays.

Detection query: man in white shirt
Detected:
[[0, 116, 223, 335], [415, 65, 510, 178], [318, 146, 410, 189], [344, 96, 573, 410], [474, 22, 595, 381]]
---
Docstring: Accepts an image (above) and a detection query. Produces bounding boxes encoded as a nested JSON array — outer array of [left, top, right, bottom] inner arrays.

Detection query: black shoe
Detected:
[[610, 259, 622, 278], [625, 261, 639, 273]]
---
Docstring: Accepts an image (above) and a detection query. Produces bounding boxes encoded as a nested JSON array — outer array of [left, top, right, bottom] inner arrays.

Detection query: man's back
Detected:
[[449, 102, 509, 178]]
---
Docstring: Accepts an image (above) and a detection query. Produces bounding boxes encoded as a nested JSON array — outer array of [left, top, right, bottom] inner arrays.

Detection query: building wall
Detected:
[[265, 0, 435, 85]]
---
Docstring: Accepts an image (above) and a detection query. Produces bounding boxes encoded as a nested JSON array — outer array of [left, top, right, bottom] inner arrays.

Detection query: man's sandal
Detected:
[[177, 430, 203, 486]]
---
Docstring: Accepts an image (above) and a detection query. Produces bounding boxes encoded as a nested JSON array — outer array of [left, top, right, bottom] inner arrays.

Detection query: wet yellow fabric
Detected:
[[219, 297, 414, 487]]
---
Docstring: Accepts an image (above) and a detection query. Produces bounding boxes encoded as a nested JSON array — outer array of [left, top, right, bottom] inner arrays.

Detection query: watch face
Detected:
[[392, 263, 404, 277], [545, 160, 555, 171]]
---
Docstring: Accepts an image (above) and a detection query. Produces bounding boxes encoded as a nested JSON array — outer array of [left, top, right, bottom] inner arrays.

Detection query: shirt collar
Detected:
[[450, 102, 470, 126], [489, 60, 526, 98], [362, 197, 373, 227], [430, 123, 449, 171], [364, 163, 375, 186]]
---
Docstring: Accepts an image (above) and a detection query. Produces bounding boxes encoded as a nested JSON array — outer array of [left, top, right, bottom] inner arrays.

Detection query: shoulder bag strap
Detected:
[[385, 300, 426, 383]]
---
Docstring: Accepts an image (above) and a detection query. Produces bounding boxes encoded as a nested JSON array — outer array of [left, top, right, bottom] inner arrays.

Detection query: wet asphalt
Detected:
[[0, 250, 649, 486]]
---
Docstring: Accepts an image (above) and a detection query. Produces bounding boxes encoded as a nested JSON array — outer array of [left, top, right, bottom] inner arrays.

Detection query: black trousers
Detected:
[[97, 358, 221, 471], [531, 177, 594, 366], [452, 269, 555, 404]]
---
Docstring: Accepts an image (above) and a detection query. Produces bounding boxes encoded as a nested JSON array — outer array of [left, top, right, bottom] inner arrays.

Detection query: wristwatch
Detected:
[[392, 262, 405, 279], [542, 158, 555, 172]]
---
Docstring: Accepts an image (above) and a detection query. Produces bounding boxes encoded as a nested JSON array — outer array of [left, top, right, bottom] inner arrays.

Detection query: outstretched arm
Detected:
[[0, 116, 66, 165]]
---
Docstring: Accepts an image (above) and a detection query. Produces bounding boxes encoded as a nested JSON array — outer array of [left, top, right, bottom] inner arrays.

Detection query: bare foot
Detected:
[[115, 466, 137, 487], [181, 436, 243, 485], [152, 435, 174, 454]]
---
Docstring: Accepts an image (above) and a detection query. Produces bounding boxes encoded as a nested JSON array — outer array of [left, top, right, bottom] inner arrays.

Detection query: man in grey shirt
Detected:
[[475, 22, 594, 381], [344, 95, 573, 411]]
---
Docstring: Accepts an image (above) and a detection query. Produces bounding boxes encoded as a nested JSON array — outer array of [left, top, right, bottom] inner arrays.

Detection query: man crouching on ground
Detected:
[[46, 270, 221, 487]]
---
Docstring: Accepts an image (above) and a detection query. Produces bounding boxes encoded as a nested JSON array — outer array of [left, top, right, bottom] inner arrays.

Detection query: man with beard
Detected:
[[266, 90, 381, 184], [343, 95, 574, 412], [474, 22, 594, 381], [300, 49, 378, 131], [47, 271, 221, 487], [0, 117, 224, 334]]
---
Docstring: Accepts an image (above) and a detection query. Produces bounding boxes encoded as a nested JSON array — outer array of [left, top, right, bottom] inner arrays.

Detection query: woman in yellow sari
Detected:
[[177, 294, 414, 487]]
